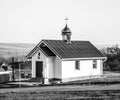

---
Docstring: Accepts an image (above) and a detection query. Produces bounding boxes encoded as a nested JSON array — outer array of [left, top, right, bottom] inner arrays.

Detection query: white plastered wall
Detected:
[[62, 59, 103, 79], [31, 50, 47, 78], [46, 57, 55, 78], [31, 50, 61, 79], [54, 56, 62, 78], [43, 56, 62, 79]]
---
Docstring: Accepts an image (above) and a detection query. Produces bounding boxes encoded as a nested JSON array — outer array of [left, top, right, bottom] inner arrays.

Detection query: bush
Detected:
[[108, 59, 120, 71], [0, 74, 10, 83], [101, 45, 120, 71]]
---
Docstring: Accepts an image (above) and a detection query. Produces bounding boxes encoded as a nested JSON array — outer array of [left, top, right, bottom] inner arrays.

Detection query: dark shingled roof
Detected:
[[42, 40, 105, 59]]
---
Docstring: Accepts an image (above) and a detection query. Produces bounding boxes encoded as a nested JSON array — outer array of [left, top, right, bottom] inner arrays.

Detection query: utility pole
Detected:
[[19, 63, 21, 88], [11, 57, 15, 82]]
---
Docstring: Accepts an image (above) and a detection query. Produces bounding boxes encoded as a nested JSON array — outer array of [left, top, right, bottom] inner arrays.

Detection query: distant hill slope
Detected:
[[96, 44, 120, 50], [0, 43, 36, 58]]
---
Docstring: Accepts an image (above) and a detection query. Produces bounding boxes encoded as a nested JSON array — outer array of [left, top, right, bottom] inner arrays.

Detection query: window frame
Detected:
[[93, 60, 97, 69], [38, 52, 40, 59], [75, 60, 80, 70]]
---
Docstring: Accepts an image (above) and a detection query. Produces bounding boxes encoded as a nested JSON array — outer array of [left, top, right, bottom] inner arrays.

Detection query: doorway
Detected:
[[36, 61, 43, 77]]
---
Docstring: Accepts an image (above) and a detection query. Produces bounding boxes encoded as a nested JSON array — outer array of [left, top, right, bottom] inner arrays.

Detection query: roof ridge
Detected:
[[42, 39, 90, 42]]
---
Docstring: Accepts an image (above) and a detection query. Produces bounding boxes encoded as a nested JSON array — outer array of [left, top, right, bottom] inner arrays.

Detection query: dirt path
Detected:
[[1, 84, 120, 93]]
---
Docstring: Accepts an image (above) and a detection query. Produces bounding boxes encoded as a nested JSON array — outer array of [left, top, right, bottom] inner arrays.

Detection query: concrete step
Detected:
[[28, 77, 42, 82]]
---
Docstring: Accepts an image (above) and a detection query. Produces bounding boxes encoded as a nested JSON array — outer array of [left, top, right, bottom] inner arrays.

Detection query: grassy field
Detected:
[[1, 72, 120, 100], [0, 89, 120, 100]]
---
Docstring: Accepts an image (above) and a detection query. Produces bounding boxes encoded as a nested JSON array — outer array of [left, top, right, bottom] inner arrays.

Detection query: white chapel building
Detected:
[[26, 23, 107, 84]]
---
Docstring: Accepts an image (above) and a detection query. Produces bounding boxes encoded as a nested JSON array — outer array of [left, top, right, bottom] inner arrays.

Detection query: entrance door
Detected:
[[36, 61, 43, 77]]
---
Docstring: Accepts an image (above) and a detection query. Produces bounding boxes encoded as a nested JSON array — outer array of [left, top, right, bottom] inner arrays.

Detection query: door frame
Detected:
[[36, 61, 43, 78]]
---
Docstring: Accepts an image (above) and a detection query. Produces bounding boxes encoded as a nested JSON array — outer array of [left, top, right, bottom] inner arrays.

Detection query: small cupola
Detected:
[[61, 17, 72, 43]]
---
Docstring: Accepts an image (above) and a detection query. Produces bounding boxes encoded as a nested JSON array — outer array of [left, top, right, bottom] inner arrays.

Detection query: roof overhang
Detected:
[[62, 57, 107, 61], [26, 40, 46, 59], [26, 40, 62, 59], [26, 48, 40, 59]]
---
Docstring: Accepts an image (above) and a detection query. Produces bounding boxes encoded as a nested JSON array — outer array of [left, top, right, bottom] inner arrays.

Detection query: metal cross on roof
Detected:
[[65, 17, 69, 24]]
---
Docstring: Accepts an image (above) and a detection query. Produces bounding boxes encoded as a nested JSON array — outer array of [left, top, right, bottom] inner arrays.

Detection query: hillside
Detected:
[[0, 43, 36, 58]]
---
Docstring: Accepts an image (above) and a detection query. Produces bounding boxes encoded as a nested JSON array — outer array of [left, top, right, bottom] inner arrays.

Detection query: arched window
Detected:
[[38, 52, 40, 59]]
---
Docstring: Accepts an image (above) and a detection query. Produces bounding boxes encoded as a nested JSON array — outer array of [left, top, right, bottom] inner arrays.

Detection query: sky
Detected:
[[0, 0, 120, 45]]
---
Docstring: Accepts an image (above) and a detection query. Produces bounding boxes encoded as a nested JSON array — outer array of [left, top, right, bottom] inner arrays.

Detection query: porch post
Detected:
[[43, 58, 49, 84], [100, 60, 103, 76]]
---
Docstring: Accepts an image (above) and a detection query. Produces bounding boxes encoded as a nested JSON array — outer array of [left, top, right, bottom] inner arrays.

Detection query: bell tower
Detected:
[[61, 17, 72, 43]]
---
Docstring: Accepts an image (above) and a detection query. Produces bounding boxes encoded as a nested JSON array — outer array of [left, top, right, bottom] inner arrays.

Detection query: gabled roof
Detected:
[[26, 39, 106, 60]]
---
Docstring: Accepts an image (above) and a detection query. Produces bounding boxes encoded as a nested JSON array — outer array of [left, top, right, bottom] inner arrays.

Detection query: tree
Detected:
[[101, 44, 120, 71]]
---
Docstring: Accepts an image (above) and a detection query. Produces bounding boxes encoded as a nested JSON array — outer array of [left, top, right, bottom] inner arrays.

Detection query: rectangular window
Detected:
[[75, 60, 80, 70], [93, 60, 97, 69]]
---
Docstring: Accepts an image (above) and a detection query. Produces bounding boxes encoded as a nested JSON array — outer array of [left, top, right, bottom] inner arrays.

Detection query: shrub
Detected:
[[108, 59, 120, 71], [0, 74, 10, 83], [101, 45, 120, 71]]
